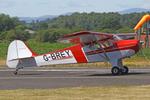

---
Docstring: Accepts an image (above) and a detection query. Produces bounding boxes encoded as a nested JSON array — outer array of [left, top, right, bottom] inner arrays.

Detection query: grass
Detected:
[[0, 85, 150, 100], [0, 41, 9, 59]]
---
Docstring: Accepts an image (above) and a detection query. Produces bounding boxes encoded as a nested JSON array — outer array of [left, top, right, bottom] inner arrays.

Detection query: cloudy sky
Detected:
[[0, 0, 149, 17]]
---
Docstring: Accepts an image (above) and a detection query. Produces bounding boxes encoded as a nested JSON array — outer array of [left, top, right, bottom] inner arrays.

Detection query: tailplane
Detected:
[[6, 40, 37, 68]]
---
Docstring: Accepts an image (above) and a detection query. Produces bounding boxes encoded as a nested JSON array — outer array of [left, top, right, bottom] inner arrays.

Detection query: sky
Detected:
[[0, 0, 150, 17]]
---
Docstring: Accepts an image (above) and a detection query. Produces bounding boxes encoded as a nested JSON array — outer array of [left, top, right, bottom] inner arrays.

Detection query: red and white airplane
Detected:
[[6, 31, 140, 75]]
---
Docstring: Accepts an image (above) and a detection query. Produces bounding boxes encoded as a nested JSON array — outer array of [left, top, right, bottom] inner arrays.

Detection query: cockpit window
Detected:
[[88, 40, 114, 50], [87, 38, 116, 50], [100, 39, 114, 48]]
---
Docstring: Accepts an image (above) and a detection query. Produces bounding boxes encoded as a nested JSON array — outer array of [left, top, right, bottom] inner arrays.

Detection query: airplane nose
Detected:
[[136, 40, 140, 53], [129, 40, 140, 53], [116, 39, 140, 53]]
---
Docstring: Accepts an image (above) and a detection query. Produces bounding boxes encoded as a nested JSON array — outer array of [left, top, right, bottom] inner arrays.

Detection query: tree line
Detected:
[[0, 12, 150, 42], [0, 14, 31, 41]]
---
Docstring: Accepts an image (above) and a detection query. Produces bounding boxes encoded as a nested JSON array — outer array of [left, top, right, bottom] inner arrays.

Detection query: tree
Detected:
[[1, 25, 31, 41], [116, 26, 133, 33], [35, 28, 72, 42], [0, 14, 21, 33]]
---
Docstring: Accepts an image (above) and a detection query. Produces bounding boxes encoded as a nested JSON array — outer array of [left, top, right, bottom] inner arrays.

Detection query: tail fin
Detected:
[[6, 40, 37, 68]]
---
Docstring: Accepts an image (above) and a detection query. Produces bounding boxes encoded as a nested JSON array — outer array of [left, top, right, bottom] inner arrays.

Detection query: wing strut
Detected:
[[98, 42, 110, 62]]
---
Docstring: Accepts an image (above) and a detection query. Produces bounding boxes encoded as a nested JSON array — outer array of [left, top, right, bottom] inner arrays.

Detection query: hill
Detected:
[[18, 8, 150, 23], [19, 15, 57, 23], [119, 8, 150, 14]]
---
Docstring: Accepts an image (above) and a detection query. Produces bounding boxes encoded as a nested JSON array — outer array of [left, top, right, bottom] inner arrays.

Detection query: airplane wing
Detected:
[[58, 31, 113, 45]]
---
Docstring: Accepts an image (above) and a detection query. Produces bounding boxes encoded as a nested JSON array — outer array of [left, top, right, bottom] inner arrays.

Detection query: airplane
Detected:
[[6, 31, 140, 75]]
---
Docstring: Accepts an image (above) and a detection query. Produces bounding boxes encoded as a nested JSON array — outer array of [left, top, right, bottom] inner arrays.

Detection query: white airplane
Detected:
[[6, 31, 140, 75]]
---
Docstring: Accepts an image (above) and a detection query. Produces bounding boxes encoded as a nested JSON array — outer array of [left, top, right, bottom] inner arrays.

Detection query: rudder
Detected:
[[6, 40, 36, 68]]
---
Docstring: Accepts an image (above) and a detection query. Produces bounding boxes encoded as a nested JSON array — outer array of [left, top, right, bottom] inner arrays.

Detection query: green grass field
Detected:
[[0, 41, 9, 60], [0, 86, 150, 100]]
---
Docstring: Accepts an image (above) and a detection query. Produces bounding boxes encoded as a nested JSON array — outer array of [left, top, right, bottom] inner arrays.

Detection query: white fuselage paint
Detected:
[[34, 50, 77, 66]]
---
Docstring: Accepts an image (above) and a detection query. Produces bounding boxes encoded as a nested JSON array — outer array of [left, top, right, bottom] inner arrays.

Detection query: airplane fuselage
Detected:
[[30, 39, 139, 67]]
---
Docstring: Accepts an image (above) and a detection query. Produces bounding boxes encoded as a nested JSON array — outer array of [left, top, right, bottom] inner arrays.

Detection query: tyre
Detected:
[[121, 66, 129, 74], [111, 67, 121, 75], [14, 71, 18, 75]]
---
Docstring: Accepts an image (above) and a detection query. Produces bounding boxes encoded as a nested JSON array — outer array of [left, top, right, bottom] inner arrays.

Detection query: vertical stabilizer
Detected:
[[6, 40, 34, 68]]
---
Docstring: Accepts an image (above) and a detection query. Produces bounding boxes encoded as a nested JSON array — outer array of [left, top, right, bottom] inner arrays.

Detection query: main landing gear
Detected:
[[111, 66, 129, 75]]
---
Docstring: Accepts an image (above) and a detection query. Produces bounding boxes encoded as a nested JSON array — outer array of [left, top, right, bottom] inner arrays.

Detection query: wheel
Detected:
[[13, 67, 21, 75], [111, 67, 121, 75], [121, 66, 129, 74], [14, 71, 18, 75]]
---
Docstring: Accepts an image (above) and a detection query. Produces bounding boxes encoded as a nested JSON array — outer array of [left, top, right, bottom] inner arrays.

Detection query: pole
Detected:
[[148, 21, 150, 48]]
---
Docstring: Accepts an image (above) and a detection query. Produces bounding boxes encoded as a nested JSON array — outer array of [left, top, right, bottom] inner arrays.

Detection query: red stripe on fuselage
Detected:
[[69, 44, 88, 63]]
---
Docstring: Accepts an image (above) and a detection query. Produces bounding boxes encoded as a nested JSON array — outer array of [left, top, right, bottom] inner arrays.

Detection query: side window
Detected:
[[87, 39, 116, 50], [101, 39, 114, 48], [95, 43, 101, 49], [88, 42, 101, 50]]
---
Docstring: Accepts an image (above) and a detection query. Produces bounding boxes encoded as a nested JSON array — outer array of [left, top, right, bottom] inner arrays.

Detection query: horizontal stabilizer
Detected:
[[6, 40, 36, 68]]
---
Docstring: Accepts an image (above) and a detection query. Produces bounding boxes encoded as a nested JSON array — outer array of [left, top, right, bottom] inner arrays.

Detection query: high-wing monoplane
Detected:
[[6, 31, 139, 75]]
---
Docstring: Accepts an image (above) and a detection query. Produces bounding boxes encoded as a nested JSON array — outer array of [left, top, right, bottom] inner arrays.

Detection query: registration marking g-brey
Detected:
[[43, 50, 73, 61], [35, 49, 77, 66]]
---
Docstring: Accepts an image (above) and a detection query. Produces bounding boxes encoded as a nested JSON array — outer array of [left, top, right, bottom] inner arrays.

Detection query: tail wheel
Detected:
[[111, 67, 121, 75], [14, 71, 18, 75], [121, 66, 129, 74]]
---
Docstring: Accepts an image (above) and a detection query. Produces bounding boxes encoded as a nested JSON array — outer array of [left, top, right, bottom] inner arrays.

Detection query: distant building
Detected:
[[25, 29, 35, 34]]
